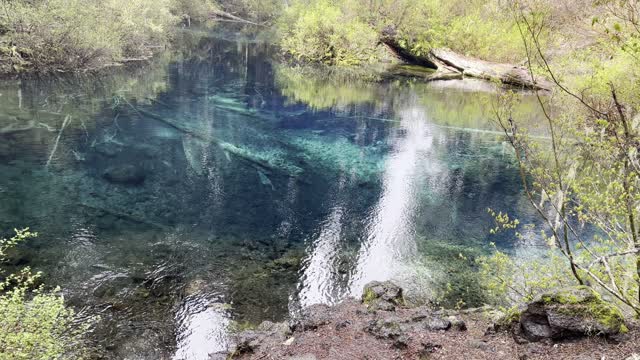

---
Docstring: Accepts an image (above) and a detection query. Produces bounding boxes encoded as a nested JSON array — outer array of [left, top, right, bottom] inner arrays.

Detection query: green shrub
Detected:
[[0, 229, 89, 360], [172, 0, 218, 23], [0, 0, 213, 73], [276, 0, 550, 67], [278, 0, 380, 66]]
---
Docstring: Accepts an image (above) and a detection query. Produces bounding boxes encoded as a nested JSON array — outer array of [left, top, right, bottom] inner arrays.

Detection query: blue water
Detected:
[[0, 29, 543, 359]]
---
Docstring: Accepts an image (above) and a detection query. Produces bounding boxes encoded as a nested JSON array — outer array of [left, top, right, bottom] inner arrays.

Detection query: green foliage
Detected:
[[172, 0, 218, 23], [485, 0, 640, 315], [442, 10, 525, 62], [221, 0, 284, 23], [0, 0, 219, 73], [276, 0, 530, 67], [0, 229, 89, 359], [277, 0, 380, 66], [477, 244, 574, 306]]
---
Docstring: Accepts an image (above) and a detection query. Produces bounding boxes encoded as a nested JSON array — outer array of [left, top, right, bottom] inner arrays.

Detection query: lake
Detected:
[[0, 28, 544, 359]]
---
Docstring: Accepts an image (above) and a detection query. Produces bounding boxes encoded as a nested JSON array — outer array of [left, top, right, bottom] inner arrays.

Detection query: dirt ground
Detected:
[[233, 299, 640, 360]]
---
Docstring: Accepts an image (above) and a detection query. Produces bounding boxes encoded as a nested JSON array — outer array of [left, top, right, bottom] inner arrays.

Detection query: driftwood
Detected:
[[380, 27, 551, 91], [209, 10, 261, 26], [430, 49, 551, 91]]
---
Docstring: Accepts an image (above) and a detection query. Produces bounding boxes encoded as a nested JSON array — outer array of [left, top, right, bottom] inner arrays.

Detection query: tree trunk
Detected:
[[380, 27, 551, 91]]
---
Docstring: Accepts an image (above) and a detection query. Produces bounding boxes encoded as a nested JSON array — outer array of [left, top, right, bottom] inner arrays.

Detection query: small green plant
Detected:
[[0, 229, 90, 360]]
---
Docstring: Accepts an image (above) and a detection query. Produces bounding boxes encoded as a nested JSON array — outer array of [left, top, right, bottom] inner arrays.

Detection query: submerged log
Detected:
[[380, 27, 551, 91], [80, 201, 169, 230], [130, 106, 303, 177]]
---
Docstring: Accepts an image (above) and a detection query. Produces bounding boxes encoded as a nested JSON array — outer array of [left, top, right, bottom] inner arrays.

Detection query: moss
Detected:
[[227, 320, 258, 333], [541, 285, 594, 305], [543, 286, 626, 333], [620, 324, 629, 334], [501, 306, 522, 324], [362, 288, 378, 305], [587, 302, 625, 331]]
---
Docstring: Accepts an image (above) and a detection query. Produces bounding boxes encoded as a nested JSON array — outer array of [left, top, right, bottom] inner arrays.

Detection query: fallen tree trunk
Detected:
[[209, 10, 260, 26], [430, 49, 551, 91], [380, 27, 551, 91]]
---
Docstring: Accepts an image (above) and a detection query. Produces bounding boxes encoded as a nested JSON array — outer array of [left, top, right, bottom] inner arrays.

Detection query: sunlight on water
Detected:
[[348, 106, 436, 294], [298, 179, 348, 307], [173, 296, 230, 360]]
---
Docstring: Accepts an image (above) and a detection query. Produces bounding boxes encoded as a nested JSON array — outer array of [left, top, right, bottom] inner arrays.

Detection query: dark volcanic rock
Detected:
[[448, 315, 468, 331], [293, 304, 334, 331], [362, 280, 405, 312], [103, 164, 146, 185], [425, 316, 452, 331], [366, 316, 405, 339], [518, 286, 626, 342], [232, 320, 292, 355]]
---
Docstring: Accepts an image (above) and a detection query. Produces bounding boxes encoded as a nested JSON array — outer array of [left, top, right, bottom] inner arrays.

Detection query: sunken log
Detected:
[[380, 26, 551, 91]]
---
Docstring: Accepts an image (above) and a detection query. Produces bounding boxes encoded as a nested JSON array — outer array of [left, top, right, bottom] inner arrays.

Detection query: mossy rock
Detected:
[[362, 281, 405, 312], [519, 286, 626, 341]]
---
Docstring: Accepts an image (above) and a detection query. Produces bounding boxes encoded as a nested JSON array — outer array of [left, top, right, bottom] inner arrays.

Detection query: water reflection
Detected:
[[297, 176, 348, 307], [173, 293, 230, 360], [348, 105, 435, 294], [0, 28, 545, 359]]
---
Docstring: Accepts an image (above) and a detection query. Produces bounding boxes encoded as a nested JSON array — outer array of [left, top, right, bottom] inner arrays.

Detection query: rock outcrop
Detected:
[[517, 286, 627, 341], [362, 280, 405, 311], [229, 283, 637, 359]]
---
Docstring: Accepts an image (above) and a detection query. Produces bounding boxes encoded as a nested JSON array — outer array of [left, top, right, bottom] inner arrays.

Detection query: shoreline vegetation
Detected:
[[0, 0, 274, 76], [0, 0, 627, 93]]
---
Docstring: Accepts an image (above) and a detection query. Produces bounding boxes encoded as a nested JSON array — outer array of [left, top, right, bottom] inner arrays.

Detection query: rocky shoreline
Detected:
[[224, 282, 640, 360]]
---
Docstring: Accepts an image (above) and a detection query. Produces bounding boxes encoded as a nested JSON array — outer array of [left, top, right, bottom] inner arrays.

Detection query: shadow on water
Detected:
[[0, 27, 545, 358]]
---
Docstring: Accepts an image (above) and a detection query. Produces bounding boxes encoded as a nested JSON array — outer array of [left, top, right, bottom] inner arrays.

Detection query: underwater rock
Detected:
[[362, 281, 405, 312], [0, 141, 11, 157], [268, 251, 304, 271], [92, 272, 133, 299], [95, 141, 123, 157], [257, 170, 275, 191], [518, 286, 626, 341], [102, 164, 146, 185]]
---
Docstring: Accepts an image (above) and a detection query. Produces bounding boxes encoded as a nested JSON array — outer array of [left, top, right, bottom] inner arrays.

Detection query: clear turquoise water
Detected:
[[0, 29, 543, 359]]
